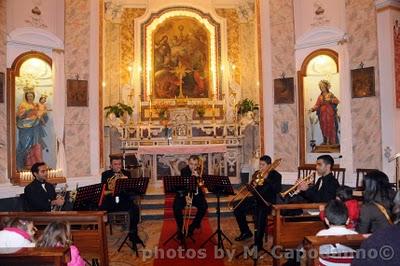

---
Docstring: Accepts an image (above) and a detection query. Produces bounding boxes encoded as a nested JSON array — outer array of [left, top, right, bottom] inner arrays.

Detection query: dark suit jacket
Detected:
[[180, 165, 193, 177], [255, 169, 282, 205], [24, 179, 57, 211], [301, 173, 339, 203]]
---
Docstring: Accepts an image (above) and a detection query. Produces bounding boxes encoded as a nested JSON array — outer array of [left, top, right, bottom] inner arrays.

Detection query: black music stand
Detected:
[[162, 176, 197, 248], [114, 177, 150, 256], [235, 183, 272, 266], [73, 183, 103, 211], [200, 175, 234, 253]]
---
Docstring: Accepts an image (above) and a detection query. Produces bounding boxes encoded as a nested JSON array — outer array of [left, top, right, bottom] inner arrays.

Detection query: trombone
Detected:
[[228, 158, 282, 211], [183, 157, 204, 237], [280, 172, 315, 198]]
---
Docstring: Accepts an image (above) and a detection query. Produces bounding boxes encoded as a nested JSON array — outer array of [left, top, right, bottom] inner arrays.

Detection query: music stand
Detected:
[[73, 183, 103, 211], [162, 176, 197, 248], [114, 177, 150, 256], [235, 183, 272, 266], [200, 175, 234, 253], [389, 152, 400, 190]]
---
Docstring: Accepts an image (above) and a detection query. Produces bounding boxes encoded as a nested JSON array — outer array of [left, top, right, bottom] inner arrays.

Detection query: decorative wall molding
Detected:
[[375, 0, 400, 11], [295, 26, 347, 50], [7, 27, 64, 49]]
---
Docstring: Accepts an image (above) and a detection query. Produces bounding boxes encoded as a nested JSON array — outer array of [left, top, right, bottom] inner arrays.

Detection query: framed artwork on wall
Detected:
[[274, 77, 294, 104], [67, 79, 88, 107], [351, 67, 375, 98]]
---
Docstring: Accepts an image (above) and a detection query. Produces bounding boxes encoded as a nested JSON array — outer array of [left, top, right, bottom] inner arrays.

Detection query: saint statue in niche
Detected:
[[309, 80, 340, 146], [16, 89, 49, 170]]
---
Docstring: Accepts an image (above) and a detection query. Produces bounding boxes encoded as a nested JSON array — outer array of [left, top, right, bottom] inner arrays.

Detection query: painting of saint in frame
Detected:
[[152, 17, 211, 99], [15, 58, 56, 171]]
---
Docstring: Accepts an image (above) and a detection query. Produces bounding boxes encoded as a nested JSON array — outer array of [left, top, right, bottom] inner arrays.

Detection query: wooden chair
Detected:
[[272, 203, 326, 266], [355, 168, 375, 189], [298, 166, 316, 184], [332, 168, 346, 186], [0, 211, 109, 266], [0, 247, 70, 266], [303, 234, 366, 266]]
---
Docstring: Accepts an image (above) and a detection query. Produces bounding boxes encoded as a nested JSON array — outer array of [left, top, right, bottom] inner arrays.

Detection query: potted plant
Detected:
[[154, 103, 169, 126], [104, 102, 133, 125], [236, 98, 258, 115], [196, 105, 206, 121]]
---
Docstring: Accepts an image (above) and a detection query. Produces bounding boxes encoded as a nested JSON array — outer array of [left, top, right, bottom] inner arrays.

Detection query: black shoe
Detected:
[[187, 224, 197, 237], [235, 231, 253, 241], [177, 230, 184, 240]]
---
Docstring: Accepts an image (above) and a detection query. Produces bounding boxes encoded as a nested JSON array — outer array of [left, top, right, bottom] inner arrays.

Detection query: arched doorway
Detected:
[[298, 49, 340, 166], [7, 51, 56, 184]]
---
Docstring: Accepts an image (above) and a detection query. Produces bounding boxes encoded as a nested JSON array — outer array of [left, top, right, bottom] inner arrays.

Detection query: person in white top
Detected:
[[0, 218, 36, 248], [316, 200, 358, 266]]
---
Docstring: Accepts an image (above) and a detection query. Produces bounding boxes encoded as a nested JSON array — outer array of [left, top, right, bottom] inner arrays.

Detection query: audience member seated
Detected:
[[319, 186, 360, 230], [352, 192, 400, 266], [357, 170, 393, 233], [316, 200, 358, 266], [36, 221, 85, 266], [0, 218, 36, 247], [24, 162, 64, 211]]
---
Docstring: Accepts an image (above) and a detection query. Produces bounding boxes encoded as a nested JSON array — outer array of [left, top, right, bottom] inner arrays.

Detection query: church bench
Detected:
[[0, 211, 109, 266], [0, 247, 70, 266], [272, 203, 326, 266], [303, 234, 367, 266]]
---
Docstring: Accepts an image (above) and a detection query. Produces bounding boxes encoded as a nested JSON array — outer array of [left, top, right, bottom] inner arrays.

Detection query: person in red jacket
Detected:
[[319, 185, 360, 229]]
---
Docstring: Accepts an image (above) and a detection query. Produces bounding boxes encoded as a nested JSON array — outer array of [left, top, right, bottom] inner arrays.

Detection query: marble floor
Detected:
[[107, 217, 275, 266]]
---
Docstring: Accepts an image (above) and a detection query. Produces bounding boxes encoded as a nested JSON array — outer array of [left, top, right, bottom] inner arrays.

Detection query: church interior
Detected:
[[0, 0, 400, 265]]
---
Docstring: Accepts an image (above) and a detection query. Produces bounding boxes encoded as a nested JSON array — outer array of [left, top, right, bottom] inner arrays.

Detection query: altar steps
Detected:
[[140, 192, 234, 220]]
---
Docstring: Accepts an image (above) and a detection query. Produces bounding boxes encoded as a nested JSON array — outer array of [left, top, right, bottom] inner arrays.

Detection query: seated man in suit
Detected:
[[173, 155, 208, 239], [233, 155, 282, 249], [24, 162, 65, 211], [298, 154, 339, 202], [99, 157, 141, 246]]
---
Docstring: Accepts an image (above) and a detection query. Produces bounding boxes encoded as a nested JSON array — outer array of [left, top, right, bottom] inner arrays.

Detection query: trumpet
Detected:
[[280, 173, 315, 198], [228, 158, 282, 210]]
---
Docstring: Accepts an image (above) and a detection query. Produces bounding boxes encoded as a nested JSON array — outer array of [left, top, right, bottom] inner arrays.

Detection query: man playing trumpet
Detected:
[[100, 157, 141, 245], [173, 155, 208, 239], [297, 155, 339, 202], [233, 155, 282, 249]]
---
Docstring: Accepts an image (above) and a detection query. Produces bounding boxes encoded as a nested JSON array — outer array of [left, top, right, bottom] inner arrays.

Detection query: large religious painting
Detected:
[[15, 57, 56, 171], [143, 8, 220, 101], [299, 50, 341, 165], [153, 17, 210, 99]]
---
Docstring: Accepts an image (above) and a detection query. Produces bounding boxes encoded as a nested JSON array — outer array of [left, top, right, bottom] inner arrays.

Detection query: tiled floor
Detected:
[[107, 217, 275, 266]]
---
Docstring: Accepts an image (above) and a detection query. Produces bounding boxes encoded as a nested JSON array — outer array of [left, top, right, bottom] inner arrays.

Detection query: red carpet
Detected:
[[153, 194, 225, 266]]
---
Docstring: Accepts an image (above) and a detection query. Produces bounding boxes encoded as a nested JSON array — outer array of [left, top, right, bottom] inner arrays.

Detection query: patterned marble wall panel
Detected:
[[270, 0, 297, 171], [120, 9, 146, 87], [0, 0, 7, 182], [273, 104, 298, 171], [239, 20, 259, 102], [104, 21, 120, 106], [65, 0, 91, 177], [64, 124, 91, 177], [215, 9, 241, 84], [346, 0, 382, 169]]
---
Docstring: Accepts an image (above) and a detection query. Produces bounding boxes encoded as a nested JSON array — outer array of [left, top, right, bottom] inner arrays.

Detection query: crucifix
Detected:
[[171, 61, 192, 98]]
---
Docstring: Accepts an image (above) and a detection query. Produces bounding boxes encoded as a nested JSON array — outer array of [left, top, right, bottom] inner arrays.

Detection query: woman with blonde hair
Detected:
[[37, 222, 85, 266]]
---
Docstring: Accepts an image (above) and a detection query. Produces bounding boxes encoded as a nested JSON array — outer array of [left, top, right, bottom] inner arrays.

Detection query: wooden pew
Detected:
[[0, 211, 109, 266], [272, 203, 326, 266], [304, 234, 367, 266], [0, 247, 70, 266]]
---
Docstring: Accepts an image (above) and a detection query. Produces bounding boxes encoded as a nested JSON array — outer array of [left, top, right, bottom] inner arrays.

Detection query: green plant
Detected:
[[237, 98, 259, 115], [196, 105, 206, 118], [104, 102, 133, 118]]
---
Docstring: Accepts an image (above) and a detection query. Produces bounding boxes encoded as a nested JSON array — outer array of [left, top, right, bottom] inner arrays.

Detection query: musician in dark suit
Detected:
[[173, 155, 208, 239], [298, 154, 339, 202], [99, 158, 141, 244], [24, 162, 65, 211], [233, 155, 282, 249]]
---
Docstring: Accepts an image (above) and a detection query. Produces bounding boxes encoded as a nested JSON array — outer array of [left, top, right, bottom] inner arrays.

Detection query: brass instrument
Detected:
[[51, 184, 68, 211], [280, 173, 315, 198], [183, 157, 205, 237], [106, 171, 124, 195], [228, 158, 282, 210]]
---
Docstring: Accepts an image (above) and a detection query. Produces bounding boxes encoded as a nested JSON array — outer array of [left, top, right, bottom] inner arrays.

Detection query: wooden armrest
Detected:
[[273, 203, 324, 211], [0, 247, 70, 257], [304, 234, 367, 247]]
